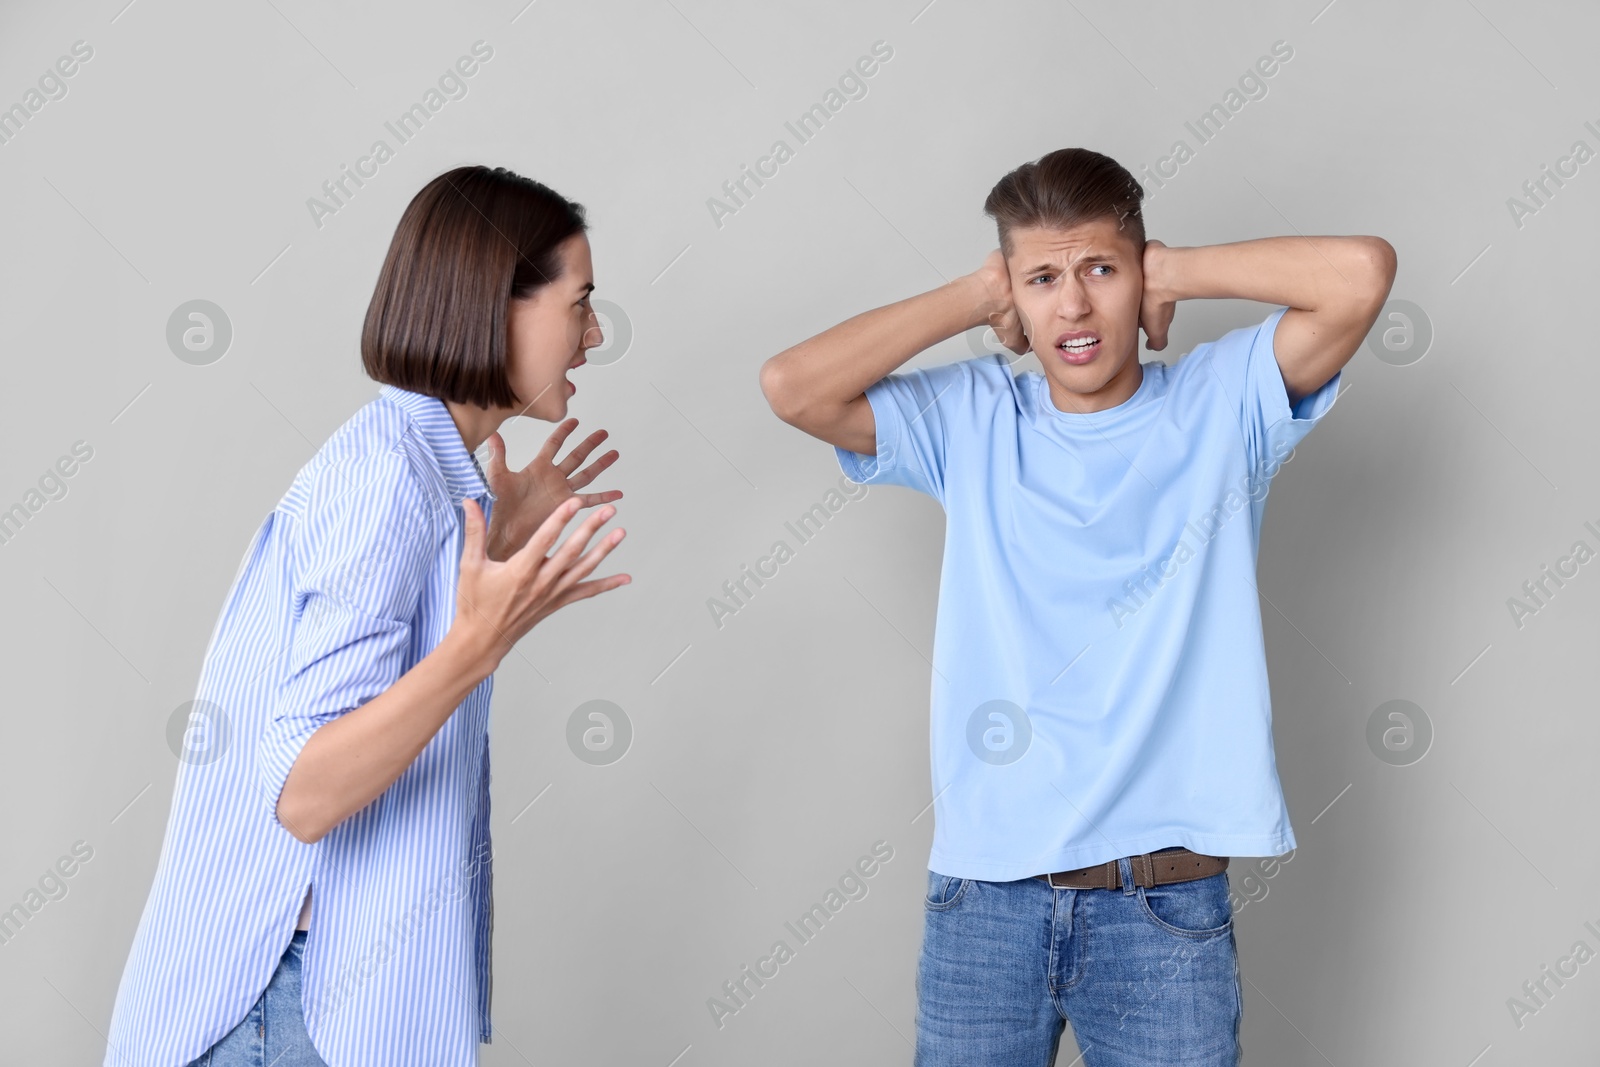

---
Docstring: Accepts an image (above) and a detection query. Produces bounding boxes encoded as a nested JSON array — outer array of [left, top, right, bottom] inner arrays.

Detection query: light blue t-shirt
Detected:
[[836, 306, 1340, 881]]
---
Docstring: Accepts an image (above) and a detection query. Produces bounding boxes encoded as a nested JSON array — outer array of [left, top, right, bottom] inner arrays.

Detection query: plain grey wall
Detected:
[[2, 0, 1597, 1063]]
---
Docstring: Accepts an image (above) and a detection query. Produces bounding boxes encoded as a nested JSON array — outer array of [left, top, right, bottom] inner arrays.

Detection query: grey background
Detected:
[[2, 0, 1596, 1063]]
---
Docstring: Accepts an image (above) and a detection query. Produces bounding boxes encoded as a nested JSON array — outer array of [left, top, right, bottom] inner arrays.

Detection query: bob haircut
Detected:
[[983, 147, 1145, 259], [362, 165, 587, 410]]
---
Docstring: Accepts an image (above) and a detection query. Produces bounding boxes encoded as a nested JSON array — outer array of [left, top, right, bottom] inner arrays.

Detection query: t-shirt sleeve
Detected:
[[1200, 305, 1342, 474], [257, 451, 444, 833], [833, 359, 975, 503]]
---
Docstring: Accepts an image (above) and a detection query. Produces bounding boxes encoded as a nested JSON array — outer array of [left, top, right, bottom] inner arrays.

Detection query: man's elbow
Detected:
[[1356, 237, 1398, 306], [759, 356, 805, 426]]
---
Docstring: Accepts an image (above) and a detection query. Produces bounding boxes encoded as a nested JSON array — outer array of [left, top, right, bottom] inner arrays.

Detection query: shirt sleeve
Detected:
[[257, 451, 445, 832], [1198, 305, 1342, 476], [833, 358, 976, 503]]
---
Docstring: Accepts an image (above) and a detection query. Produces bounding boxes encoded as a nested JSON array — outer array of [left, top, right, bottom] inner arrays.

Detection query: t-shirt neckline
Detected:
[[1034, 358, 1155, 424]]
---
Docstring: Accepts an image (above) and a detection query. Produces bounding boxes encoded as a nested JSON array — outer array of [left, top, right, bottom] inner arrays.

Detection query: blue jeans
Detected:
[[185, 930, 329, 1067], [916, 856, 1242, 1066]]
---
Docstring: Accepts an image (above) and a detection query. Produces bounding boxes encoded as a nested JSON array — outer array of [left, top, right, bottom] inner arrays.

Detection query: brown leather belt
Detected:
[[1034, 847, 1228, 890]]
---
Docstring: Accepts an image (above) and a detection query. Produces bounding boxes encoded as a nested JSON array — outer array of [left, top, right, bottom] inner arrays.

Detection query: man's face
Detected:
[[1005, 217, 1144, 409]]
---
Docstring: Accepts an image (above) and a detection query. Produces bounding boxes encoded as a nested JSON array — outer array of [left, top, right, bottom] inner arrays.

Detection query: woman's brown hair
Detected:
[[362, 165, 587, 409], [983, 147, 1145, 257]]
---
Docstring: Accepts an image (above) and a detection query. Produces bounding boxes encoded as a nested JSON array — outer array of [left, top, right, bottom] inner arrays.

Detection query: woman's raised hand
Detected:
[[452, 495, 629, 672], [482, 423, 622, 562]]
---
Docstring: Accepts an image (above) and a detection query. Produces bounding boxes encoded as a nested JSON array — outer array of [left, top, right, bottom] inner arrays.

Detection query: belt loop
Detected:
[[1117, 856, 1135, 895]]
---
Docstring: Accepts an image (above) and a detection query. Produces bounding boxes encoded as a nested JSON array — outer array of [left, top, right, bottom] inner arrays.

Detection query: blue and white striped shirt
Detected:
[[106, 384, 500, 1066]]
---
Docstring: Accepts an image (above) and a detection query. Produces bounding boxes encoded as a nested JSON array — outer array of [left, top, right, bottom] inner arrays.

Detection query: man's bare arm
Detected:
[[759, 256, 1020, 455], [1141, 236, 1397, 406]]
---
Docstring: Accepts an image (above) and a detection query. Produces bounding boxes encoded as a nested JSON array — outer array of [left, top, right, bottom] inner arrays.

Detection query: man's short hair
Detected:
[[983, 147, 1145, 258], [361, 165, 587, 410]]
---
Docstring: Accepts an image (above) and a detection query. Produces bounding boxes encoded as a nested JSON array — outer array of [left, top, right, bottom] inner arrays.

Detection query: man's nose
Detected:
[[1054, 278, 1091, 319]]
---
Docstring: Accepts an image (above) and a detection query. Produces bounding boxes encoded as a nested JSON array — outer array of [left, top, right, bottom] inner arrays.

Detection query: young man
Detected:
[[759, 147, 1394, 1065]]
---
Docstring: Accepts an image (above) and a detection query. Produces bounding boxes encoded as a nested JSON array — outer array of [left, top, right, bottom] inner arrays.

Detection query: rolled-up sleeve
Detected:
[[258, 451, 444, 829]]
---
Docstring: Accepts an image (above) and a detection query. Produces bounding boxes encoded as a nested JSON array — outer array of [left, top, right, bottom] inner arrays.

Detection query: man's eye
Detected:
[[1089, 265, 1112, 276], [1030, 274, 1053, 285]]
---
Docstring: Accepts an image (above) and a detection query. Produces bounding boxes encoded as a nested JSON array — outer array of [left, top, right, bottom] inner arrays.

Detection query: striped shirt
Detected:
[[106, 383, 500, 1066]]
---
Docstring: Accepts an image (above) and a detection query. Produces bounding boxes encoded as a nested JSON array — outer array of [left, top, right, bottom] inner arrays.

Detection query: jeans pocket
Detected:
[[1135, 871, 1233, 938], [924, 870, 970, 912]]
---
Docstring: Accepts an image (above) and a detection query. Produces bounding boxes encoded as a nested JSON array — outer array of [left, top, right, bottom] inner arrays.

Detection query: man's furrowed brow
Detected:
[[1022, 250, 1120, 274]]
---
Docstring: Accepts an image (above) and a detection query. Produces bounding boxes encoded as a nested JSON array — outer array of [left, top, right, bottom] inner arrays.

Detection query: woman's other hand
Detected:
[[482, 422, 621, 562]]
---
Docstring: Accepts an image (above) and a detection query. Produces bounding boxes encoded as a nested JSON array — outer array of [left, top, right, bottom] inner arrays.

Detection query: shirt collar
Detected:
[[377, 383, 496, 503]]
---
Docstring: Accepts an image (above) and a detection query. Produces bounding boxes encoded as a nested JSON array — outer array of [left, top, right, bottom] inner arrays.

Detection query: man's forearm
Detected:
[[762, 272, 995, 422], [1150, 234, 1395, 402], [1153, 236, 1390, 314]]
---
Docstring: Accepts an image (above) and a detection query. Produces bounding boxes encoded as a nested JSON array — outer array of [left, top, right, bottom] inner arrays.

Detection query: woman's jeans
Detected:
[[185, 930, 329, 1067], [915, 857, 1242, 1066]]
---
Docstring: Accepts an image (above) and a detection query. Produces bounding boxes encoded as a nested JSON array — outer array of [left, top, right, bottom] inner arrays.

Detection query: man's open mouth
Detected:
[[1056, 332, 1101, 363]]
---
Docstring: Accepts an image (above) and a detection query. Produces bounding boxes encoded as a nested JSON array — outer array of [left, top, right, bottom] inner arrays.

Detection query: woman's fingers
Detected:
[[547, 572, 632, 615], [567, 446, 619, 487], [509, 495, 584, 570], [483, 432, 511, 481], [557, 428, 610, 475], [534, 418, 580, 466], [455, 493, 629, 667], [538, 504, 620, 582], [548, 525, 626, 597]]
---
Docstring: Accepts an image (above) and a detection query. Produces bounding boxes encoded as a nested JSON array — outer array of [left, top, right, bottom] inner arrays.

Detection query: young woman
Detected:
[[104, 166, 631, 1067]]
